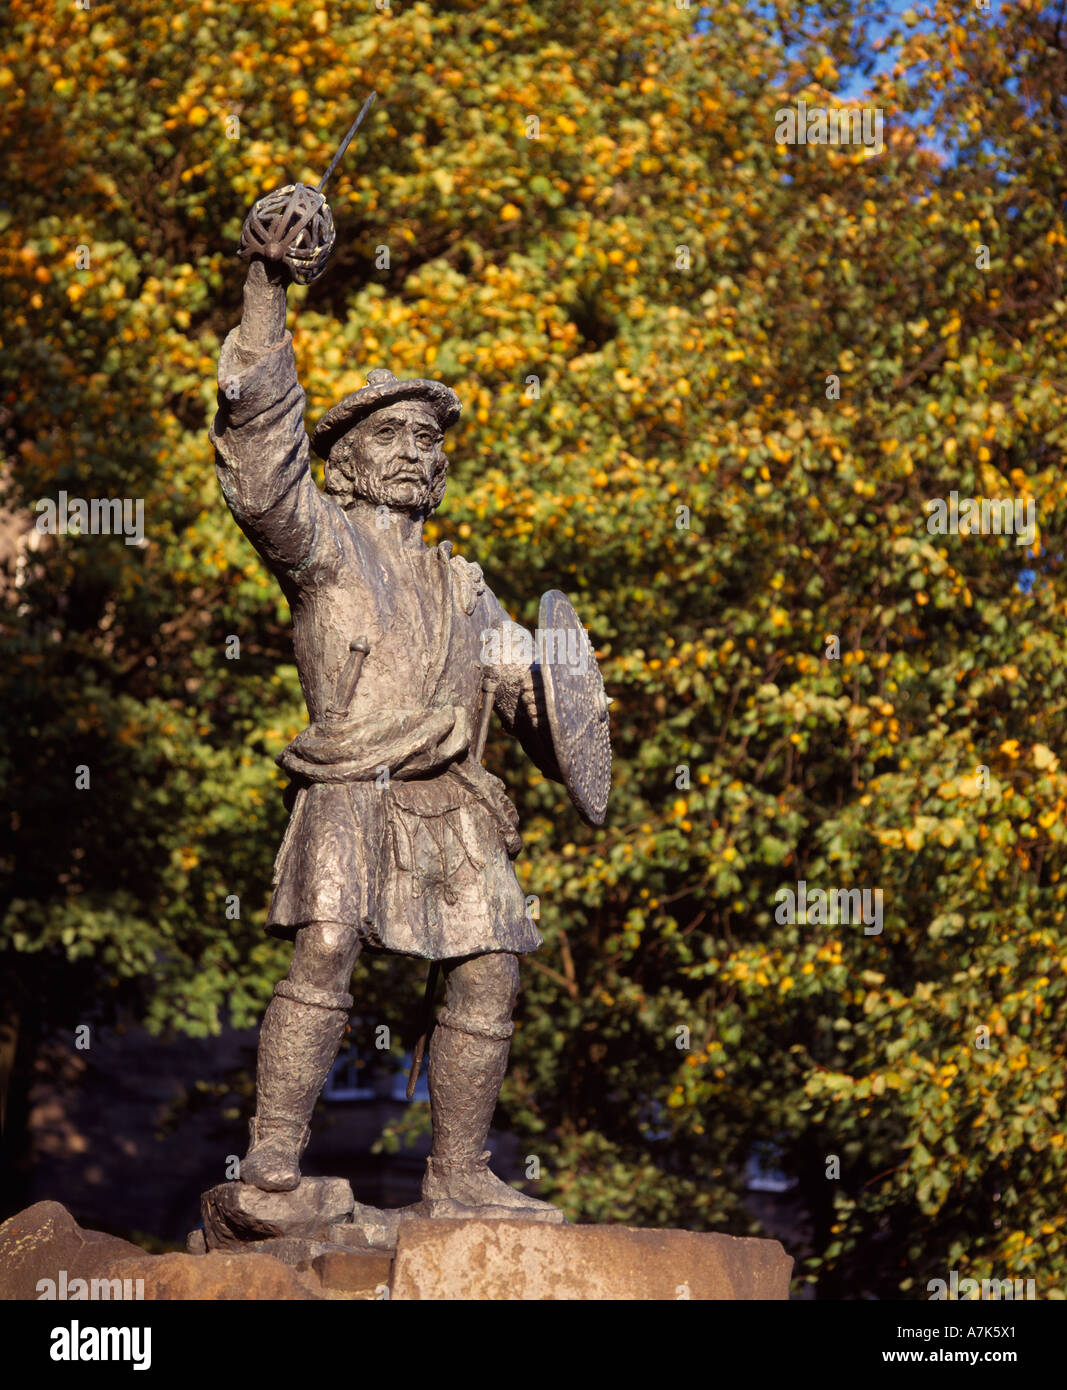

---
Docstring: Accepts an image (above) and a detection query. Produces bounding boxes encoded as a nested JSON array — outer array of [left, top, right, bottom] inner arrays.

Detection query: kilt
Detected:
[[266, 772, 542, 960]]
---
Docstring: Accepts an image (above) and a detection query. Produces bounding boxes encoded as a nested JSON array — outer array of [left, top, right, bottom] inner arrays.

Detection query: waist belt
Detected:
[[276, 705, 470, 782], [276, 706, 521, 857]]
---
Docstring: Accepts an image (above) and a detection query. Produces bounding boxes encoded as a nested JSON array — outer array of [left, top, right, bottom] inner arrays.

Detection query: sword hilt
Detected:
[[237, 92, 377, 286]]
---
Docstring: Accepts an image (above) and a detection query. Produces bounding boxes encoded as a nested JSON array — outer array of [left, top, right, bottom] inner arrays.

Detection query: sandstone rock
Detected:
[[391, 1220, 793, 1301], [0, 1201, 145, 1301], [98, 1250, 320, 1301], [1, 1198, 794, 1302], [201, 1176, 354, 1249], [311, 1249, 392, 1297]]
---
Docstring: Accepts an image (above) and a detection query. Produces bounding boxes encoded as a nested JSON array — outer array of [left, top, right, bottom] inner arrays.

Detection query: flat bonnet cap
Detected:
[[310, 368, 462, 460]]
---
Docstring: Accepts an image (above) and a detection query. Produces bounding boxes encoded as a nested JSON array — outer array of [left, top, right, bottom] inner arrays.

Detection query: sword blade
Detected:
[[315, 90, 377, 193]]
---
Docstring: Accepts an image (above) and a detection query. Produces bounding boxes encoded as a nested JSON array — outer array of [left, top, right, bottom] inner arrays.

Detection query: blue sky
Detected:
[[695, 0, 1011, 157]]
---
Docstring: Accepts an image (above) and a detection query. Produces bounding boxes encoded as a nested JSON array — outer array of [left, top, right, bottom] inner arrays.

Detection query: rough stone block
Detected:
[[201, 1176, 354, 1249], [98, 1250, 320, 1301], [390, 1220, 793, 1301], [0, 1201, 145, 1301], [312, 1249, 393, 1296]]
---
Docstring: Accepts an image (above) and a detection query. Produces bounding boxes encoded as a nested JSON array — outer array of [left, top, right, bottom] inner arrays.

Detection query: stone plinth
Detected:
[[2, 1202, 793, 1301], [390, 1220, 793, 1301]]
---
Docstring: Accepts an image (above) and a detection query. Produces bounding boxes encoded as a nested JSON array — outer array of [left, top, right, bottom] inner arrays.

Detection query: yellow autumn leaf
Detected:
[[432, 168, 455, 197]]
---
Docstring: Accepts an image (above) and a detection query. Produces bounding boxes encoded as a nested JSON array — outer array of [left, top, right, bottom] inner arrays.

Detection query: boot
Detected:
[[240, 978, 352, 1193], [422, 1006, 564, 1221]]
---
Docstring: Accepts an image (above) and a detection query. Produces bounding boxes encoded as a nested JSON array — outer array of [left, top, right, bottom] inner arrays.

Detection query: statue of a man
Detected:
[[207, 189, 604, 1222]]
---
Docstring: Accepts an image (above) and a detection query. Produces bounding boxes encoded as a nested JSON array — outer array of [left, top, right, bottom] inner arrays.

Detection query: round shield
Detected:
[[538, 590, 612, 827]]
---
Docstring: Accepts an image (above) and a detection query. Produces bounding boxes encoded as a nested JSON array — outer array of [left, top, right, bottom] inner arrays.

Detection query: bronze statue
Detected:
[[207, 145, 610, 1228]]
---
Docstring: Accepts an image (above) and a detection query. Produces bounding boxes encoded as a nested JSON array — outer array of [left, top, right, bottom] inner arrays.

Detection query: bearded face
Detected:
[[325, 402, 448, 516]]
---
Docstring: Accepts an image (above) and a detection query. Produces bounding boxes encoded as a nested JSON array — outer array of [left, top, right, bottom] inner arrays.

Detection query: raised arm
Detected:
[[237, 256, 289, 355], [209, 204, 336, 582]]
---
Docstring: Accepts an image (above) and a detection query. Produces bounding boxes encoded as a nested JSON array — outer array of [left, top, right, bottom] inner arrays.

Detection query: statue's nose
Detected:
[[399, 428, 420, 460]]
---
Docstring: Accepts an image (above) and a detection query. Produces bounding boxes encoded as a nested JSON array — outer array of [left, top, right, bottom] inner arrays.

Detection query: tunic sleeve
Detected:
[[209, 327, 337, 582]]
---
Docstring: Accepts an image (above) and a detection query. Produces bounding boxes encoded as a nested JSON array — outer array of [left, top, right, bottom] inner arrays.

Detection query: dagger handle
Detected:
[[473, 674, 499, 763], [326, 637, 370, 722]]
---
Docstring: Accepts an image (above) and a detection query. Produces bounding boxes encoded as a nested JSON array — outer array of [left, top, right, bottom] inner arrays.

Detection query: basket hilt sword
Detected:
[[316, 91, 377, 194]]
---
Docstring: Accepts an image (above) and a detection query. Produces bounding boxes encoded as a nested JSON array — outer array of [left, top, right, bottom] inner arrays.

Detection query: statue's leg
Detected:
[[422, 951, 562, 1217], [241, 920, 360, 1193]]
